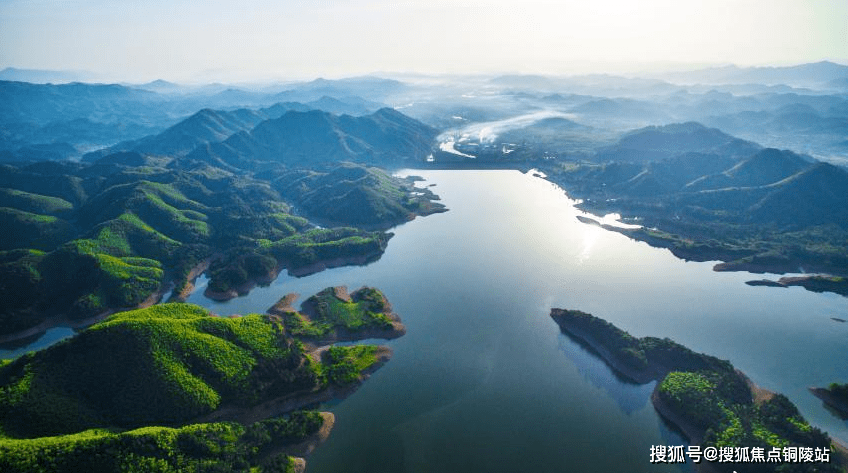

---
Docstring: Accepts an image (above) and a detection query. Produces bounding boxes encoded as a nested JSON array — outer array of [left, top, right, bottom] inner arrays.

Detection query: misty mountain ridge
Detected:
[[0, 79, 390, 161], [82, 106, 298, 161], [0, 67, 100, 84], [0, 80, 158, 126], [184, 107, 436, 170], [661, 61, 848, 88], [80, 95, 388, 162], [683, 148, 811, 191], [271, 76, 407, 103], [595, 122, 760, 163], [676, 161, 848, 229]]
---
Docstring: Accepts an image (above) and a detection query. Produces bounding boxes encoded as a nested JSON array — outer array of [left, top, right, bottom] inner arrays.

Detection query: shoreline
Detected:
[[277, 411, 335, 460], [0, 273, 174, 345], [297, 198, 447, 232], [196, 346, 393, 426], [168, 258, 212, 302], [2, 257, 216, 345], [203, 266, 279, 301], [574, 214, 848, 298], [550, 309, 657, 384], [810, 387, 848, 419], [202, 251, 387, 303]]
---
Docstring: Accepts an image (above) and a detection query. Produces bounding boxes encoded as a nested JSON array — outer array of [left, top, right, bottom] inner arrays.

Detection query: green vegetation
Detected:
[[657, 377, 837, 472], [263, 227, 390, 270], [271, 163, 446, 228], [549, 308, 732, 375], [816, 382, 848, 417], [205, 227, 391, 295], [0, 188, 74, 216], [540, 157, 848, 290], [317, 345, 383, 386], [0, 207, 75, 251], [552, 308, 843, 473], [206, 248, 278, 294], [0, 285, 399, 471], [0, 410, 324, 473], [0, 249, 47, 333], [0, 158, 406, 337], [3, 304, 326, 437], [36, 240, 165, 318], [282, 287, 394, 339], [828, 383, 848, 403], [657, 372, 725, 429], [779, 276, 848, 297]]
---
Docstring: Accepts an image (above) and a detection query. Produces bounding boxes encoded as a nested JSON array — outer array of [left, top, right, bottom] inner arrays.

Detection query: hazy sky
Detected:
[[1, 0, 846, 82]]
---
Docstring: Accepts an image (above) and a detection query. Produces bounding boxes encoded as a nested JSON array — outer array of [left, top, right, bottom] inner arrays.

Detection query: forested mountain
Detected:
[[186, 108, 437, 170], [594, 122, 760, 163], [0, 153, 439, 337]]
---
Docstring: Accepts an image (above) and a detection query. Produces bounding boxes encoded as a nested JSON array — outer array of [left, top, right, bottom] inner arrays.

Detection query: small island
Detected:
[[746, 275, 848, 298], [551, 308, 845, 472], [0, 287, 405, 472], [267, 286, 405, 345]]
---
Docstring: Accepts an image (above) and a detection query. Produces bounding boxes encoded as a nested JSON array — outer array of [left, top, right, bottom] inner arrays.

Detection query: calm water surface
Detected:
[[0, 327, 75, 359], [185, 170, 847, 472]]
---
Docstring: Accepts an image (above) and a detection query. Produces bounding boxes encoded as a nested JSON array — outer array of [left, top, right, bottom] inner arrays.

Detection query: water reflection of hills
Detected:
[[556, 332, 654, 415], [557, 331, 694, 472]]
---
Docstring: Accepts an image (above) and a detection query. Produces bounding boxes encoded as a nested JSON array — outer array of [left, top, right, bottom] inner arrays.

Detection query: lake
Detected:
[[185, 169, 848, 472]]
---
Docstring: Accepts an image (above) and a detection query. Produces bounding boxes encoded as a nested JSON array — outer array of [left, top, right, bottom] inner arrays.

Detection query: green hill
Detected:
[[0, 159, 406, 337], [271, 163, 445, 228], [0, 207, 74, 251], [0, 303, 382, 438], [186, 108, 437, 170], [0, 410, 327, 473], [0, 188, 73, 216], [685, 148, 810, 191], [551, 309, 842, 473], [544, 143, 848, 281]]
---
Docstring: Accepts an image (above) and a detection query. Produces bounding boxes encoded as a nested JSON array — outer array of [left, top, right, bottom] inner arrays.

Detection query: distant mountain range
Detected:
[[81, 104, 309, 161], [661, 61, 848, 87], [550, 120, 848, 232], [0, 81, 160, 126], [0, 78, 392, 162], [0, 67, 100, 84], [285, 76, 407, 102]]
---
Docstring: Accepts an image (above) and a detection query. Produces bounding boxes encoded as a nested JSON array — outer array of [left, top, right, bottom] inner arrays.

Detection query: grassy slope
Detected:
[[0, 188, 74, 216], [0, 162, 395, 336], [0, 207, 75, 251], [0, 410, 325, 473], [271, 163, 445, 228], [281, 287, 394, 339], [0, 303, 381, 439]]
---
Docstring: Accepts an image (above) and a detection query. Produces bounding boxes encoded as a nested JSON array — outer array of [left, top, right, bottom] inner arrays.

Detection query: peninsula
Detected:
[[550, 308, 845, 472]]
